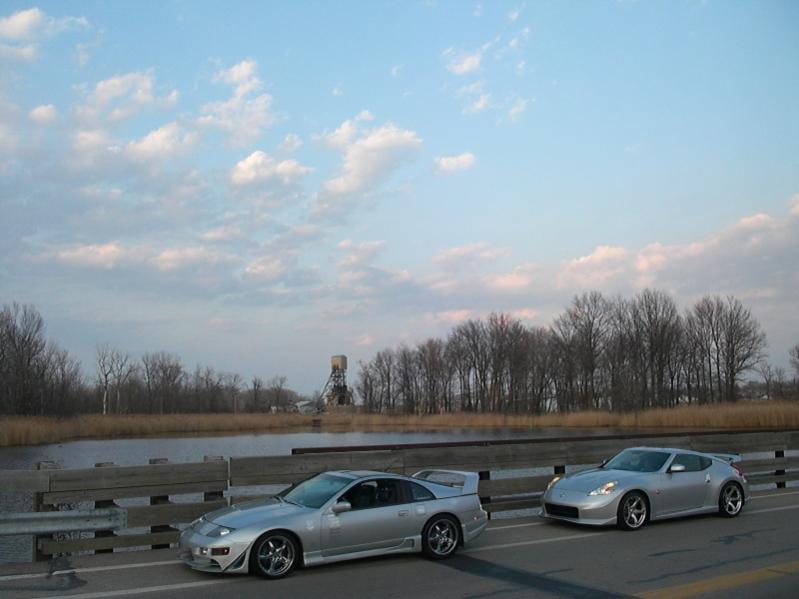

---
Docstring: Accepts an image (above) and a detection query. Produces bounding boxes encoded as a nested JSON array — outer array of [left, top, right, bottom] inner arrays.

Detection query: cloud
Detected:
[[356, 334, 374, 347], [434, 152, 476, 174], [791, 194, 799, 217], [198, 59, 275, 146], [230, 150, 313, 185], [390, 64, 402, 77], [508, 97, 528, 121], [464, 93, 491, 114], [126, 122, 198, 160], [0, 42, 37, 61], [508, 4, 525, 22], [29, 104, 58, 124], [77, 71, 178, 122], [278, 133, 302, 154], [0, 7, 87, 41], [337, 240, 386, 269], [331, 84, 343, 96], [56, 242, 134, 269], [445, 48, 482, 75], [433, 242, 508, 266]]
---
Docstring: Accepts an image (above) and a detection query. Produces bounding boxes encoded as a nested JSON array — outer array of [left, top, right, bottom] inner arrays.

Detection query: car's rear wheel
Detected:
[[249, 531, 298, 579], [617, 491, 648, 531], [422, 515, 460, 559], [719, 482, 744, 518]]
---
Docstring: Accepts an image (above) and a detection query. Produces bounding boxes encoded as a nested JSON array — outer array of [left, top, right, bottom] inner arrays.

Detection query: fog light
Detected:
[[211, 547, 230, 556]]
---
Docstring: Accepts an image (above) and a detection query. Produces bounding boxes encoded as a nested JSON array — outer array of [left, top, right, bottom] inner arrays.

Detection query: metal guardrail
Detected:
[[0, 508, 127, 535]]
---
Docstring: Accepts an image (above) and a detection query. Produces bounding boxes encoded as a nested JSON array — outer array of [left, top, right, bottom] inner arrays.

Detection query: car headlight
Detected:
[[588, 481, 618, 496], [546, 476, 562, 490], [207, 525, 233, 537]]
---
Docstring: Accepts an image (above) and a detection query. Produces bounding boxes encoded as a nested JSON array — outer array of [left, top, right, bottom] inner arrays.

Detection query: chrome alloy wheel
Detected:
[[721, 483, 743, 516], [621, 494, 647, 530], [256, 534, 295, 577], [427, 519, 458, 557]]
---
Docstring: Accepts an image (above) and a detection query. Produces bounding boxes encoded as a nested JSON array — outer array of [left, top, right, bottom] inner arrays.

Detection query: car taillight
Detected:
[[732, 463, 746, 481]]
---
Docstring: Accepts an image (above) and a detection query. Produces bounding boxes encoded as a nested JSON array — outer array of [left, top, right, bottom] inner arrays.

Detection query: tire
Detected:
[[249, 531, 299, 579], [617, 491, 648, 531], [719, 482, 744, 518], [422, 514, 461, 559]]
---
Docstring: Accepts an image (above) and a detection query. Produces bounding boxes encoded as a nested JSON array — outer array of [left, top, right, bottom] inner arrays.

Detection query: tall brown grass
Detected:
[[1, 400, 797, 448]]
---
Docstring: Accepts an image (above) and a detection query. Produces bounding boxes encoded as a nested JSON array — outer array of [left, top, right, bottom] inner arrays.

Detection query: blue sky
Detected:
[[1, 1, 798, 392]]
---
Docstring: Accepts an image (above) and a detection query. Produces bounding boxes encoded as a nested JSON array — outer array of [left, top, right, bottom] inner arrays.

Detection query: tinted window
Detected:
[[672, 454, 710, 472], [342, 479, 404, 510], [279, 473, 352, 508], [409, 482, 435, 502], [604, 450, 670, 473]]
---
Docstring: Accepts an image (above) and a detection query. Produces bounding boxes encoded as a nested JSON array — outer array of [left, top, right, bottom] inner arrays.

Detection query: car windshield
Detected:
[[277, 473, 352, 509], [604, 450, 670, 473]]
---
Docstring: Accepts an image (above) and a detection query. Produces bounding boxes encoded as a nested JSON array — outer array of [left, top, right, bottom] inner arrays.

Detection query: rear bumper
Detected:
[[462, 508, 489, 543]]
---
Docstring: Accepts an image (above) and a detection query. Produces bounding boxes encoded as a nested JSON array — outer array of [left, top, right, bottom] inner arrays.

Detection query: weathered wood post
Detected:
[[32, 461, 58, 562], [93, 462, 117, 554], [148, 458, 176, 549], [478, 470, 491, 520], [204, 456, 226, 503], [775, 450, 786, 489]]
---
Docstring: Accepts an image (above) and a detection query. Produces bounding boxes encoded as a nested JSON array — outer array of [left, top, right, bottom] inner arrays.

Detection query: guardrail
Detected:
[[1, 429, 797, 560], [0, 508, 126, 535]]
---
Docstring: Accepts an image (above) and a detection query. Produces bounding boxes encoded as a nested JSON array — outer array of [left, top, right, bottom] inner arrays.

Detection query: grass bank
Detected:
[[1, 400, 798, 447]]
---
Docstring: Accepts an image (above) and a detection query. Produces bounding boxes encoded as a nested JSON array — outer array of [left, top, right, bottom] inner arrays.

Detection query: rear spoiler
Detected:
[[711, 453, 742, 464], [412, 470, 480, 495]]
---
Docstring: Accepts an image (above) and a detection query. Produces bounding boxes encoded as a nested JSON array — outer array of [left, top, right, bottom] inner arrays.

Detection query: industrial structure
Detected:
[[320, 355, 353, 411]]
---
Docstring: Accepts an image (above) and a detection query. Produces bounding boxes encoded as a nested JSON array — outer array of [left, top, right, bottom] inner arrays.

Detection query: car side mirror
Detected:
[[332, 500, 352, 514], [669, 464, 686, 473]]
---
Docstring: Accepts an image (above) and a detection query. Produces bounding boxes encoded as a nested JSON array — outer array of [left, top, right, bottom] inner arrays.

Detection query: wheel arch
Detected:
[[424, 511, 464, 546], [246, 527, 305, 572]]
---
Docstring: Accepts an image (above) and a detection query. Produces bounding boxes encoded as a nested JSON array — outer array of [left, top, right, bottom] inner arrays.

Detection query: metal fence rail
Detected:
[[0, 508, 126, 535]]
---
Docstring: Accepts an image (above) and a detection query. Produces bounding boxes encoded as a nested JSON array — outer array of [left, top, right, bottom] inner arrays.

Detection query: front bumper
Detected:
[[177, 526, 251, 574], [540, 488, 620, 526]]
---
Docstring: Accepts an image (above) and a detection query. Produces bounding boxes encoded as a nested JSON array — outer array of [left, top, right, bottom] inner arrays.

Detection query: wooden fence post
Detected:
[[204, 456, 226, 503], [94, 462, 117, 554], [32, 461, 58, 562], [775, 450, 786, 489], [478, 470, 491, 520], [148, 458, 176, 549]]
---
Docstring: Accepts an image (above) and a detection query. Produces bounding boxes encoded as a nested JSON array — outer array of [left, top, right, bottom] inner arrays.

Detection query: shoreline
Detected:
[[2, 400, 798, 448]]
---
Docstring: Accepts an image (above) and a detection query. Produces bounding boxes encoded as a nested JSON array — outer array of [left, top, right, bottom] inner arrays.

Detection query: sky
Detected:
[[1, 1, 798, 393]]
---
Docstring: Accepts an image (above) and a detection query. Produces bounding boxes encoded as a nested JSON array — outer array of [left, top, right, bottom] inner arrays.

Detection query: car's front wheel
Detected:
[[617, 491, 648, 531], [249, 531, 298, 579], [719, 482, 744, 518], [422, 515, 460, 559]]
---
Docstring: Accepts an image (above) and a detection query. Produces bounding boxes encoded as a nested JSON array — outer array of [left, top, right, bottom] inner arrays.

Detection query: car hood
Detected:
[[552, 468, 640, 492], [204, 498, 311, 529]]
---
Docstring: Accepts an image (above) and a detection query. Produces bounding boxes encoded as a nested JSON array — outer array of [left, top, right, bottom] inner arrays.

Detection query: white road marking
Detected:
[[466, 531, 605, 553], [486, 522, 545, 531], [0, 559, 180, 582], [751, 490, 799, 499], [745, 504, 799, 515], [26, 579, 237, 599]]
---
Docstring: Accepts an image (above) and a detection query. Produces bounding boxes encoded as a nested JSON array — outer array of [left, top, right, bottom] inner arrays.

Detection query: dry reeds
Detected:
[[1, 400, 797, 448]]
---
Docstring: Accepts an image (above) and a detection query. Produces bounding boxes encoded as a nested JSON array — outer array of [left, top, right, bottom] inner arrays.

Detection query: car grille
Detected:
[[545, 503, 579, 519]]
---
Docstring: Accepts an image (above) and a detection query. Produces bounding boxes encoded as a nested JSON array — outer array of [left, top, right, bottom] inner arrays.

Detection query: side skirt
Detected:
[[304, 536, 420, 567]]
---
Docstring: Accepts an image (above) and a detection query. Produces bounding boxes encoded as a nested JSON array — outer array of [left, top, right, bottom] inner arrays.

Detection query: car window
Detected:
[[409, 482, 435, 502], [279, 473, 352, 509], [671, 454, 710, 472], [342, 479, 405, 510], [604, 450, 670, 472]]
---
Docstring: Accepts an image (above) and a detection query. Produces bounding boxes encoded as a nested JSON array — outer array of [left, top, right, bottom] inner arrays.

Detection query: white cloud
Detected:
[[337, 240, 386, 269], [0, 42, 37, 61], [390, 64, 402, 77], [0, 7, 87, 40], [446, 49, 482, 75], [356, 334, 375, 347], [433, 242, 507, 265], [319, 118, 422, 201], [790, 194, 799, 217], [508, 97, 528, 121], [199, 59, 275, 146], [153, 246, 230, 271], [278, 133, 302, 154], [355, 109, 374, 122], [77, 71, 178, 122], [508, 4, 525, 22], [230, 150, 313, 186], [331, 84, 343, 96], [29, 104, 57, 124], [434, 152, 476, 174], [56, 242, 138, 269], [126, 122, 198, 160], [464, 93, 491, 114]]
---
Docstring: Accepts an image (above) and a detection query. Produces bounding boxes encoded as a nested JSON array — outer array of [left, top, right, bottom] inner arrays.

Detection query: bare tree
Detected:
[[96, 344, 113, 415]]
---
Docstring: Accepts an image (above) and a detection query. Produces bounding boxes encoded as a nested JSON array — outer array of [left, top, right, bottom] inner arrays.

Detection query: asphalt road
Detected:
[[2, 489, 799, 599]]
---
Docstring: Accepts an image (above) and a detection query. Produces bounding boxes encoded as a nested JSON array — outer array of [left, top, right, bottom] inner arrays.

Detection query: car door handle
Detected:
[[398, 510, 409, 517]]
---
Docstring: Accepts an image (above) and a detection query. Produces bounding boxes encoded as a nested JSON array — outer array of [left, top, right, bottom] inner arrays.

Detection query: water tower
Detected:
[[321, 355, 353, 410]]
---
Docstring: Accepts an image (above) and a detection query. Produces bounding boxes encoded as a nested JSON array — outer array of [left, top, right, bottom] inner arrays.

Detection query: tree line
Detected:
[[355, 290, 799, 414], [0, 302, 308, 416]]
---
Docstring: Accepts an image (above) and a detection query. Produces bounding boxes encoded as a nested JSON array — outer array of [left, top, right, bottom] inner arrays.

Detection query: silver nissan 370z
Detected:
[[178, 469, 487, 579], [541, 447, 749, 530]]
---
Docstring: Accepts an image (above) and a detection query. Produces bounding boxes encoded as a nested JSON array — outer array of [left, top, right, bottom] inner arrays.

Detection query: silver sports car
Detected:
[[541, 447, 749, 530], [178, 469, 487, 578]]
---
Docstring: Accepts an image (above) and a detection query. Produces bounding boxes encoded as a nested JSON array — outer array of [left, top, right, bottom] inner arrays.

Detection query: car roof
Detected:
[[624, 447, 707, 456], [327, 470, 404, 480]]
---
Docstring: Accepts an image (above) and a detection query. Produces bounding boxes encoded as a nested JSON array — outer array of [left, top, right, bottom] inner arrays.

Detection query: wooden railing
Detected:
[[1, 429, 797, 560]]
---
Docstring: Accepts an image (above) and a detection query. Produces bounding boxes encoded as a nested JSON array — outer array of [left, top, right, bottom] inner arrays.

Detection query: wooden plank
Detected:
[[478, 475, 553, 496], [42, 481, 228, 505], [126, 500, 226, 527], [49, 461, 228, 492], [230, 451, 403, 485], [38, 531, 180, 555], [690, 432, 788, 454], [484, 497, 541, 513], [746, 471, 799, 485], [0, 470, 50, 492], [738, 458, 788, 472]]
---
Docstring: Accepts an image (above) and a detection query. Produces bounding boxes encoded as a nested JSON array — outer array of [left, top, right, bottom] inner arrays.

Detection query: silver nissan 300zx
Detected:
[[178, 469, 487, 579], [541, 447, 749, 530]]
